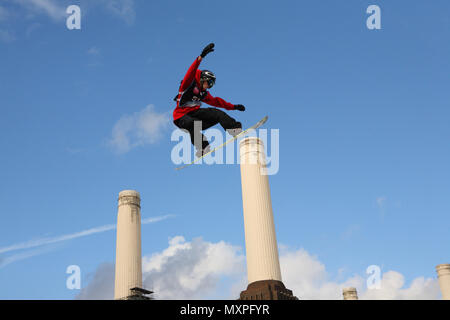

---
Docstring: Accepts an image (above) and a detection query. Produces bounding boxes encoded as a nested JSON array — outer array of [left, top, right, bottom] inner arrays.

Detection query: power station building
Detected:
[[112, 139, 449, 301]]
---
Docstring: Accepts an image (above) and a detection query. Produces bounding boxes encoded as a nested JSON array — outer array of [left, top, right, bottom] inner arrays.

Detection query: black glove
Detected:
[[200, 43, 215, 58], [234, 104, 246, 111]]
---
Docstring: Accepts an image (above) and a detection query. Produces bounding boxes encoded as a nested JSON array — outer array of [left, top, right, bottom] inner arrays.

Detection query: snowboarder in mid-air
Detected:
[[173, 43, 246, 158]]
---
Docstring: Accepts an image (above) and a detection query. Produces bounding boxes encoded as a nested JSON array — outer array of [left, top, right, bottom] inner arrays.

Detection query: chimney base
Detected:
[[239, 280, 298, 300]]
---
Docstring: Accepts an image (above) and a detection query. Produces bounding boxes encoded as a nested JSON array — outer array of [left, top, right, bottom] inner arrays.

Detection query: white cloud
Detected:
[[360, 271, 440, 300], [77, 236, 246, 300], [11, 0, 136, 24], [76, 263, 115, 300], [142, 236, 246, 300], [280, 247, 365, 299], [109, 105, 171, 154], [1, 1, 136, 43], [280, 247, 441, 300], [103, 0, 135, 25], [75, 238, 441, 300], [13, 0, 67, 21], [77, 0, 136, 25]]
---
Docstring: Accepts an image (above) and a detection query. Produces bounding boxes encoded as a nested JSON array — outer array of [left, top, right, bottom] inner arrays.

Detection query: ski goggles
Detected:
[[202, 78, 215, 88]]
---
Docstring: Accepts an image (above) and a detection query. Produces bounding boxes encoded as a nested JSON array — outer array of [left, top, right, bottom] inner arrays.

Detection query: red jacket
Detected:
[[173, 57, 235, 121]]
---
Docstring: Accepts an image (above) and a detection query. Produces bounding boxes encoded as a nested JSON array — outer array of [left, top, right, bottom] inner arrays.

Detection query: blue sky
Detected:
[[0, 0, 449, 299]]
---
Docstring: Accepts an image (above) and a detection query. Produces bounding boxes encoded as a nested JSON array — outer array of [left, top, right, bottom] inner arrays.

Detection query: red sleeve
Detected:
[[203, 92, 235, 110], [180, 58, 201, 92]]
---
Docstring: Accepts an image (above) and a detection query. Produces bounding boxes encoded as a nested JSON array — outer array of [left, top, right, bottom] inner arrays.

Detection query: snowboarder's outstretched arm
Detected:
[[179, 43, 215, 92], [179, 58, 201, 92], [203, 92, 234, 110], [203, 92, 246, 112]]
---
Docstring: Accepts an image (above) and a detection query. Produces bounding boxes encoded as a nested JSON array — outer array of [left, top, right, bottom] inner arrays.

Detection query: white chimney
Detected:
[[436, 264, 450, 300], [239, 137, 282, 284], [114, 190, 142, 300], [343, 287, 359, 300]]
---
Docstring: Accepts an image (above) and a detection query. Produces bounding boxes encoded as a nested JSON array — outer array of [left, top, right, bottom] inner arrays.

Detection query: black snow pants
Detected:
[[173, 107, 242, 150]]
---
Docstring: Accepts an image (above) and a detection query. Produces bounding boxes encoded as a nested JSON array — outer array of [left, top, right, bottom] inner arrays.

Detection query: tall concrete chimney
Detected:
[[114, 190, 143, 300], [238, 137, 297, 300], [436, 264, 450, 300], [343, 287, 359, 300]]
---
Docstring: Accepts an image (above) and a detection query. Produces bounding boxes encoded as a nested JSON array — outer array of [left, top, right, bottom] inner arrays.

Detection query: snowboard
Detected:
[[175, 115, 268, 171]]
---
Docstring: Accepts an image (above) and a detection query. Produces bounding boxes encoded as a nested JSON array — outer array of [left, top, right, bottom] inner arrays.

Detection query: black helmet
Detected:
[[201, 70, 216, 88]]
